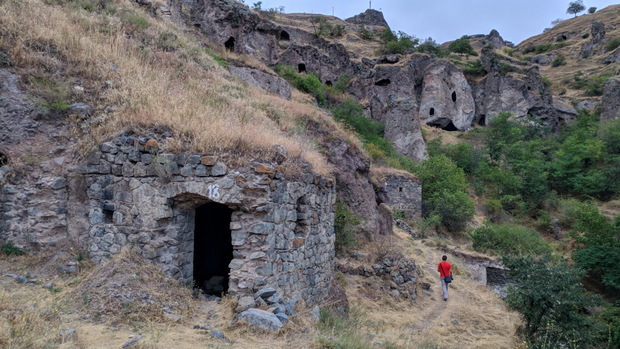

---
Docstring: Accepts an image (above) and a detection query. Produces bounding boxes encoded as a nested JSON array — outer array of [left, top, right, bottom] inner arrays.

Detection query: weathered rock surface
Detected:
[[580, 21, 607, 58], [554, 98, 578, 124], [603, 47, 620, 64], [601, 77, 620, 122], [485, 29, 506, 49], [419, 60, 475, 131], [345, 9, 390, 28], [237, 308, 284, 331], [0, 69, 36, 145], [230, 66, 291, 99]]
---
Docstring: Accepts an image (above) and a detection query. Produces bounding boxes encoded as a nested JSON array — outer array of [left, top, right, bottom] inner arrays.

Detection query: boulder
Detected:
[[236, 308, 284, 331], [345, 9, 390, 28], [575, 99, 598, 111], [603, 47, 620, 64], [580, 21, 606, 58], [419, 60, 475, 131], [230, 66, 291, 100], [601, 77, 620, 123], [485, 29, 505, 49], [554, 98, 578, 124], [531, 55, 550, 66]]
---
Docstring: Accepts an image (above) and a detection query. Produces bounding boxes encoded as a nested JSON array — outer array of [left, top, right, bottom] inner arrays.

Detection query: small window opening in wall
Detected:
[[224, 37, 235, 52], [0, 152, 7, 167], [103, 209, 114, 223], [399, 187, 403, 192], [279, 30, 290, 41], [429, 107, 435, 116], [451, 91, 457, 102], [527, 86, 531, 91], [325, 81, 332, 86], [374, 79, 391, 86], [478, 115, 486, 126], [298, 63, 306, 73]]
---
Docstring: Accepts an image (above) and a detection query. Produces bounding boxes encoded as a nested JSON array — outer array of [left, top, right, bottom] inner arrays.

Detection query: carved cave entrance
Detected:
[[194, 202, 234, 296], [0, 151, 7, 167], [225, 37, 235, 52]]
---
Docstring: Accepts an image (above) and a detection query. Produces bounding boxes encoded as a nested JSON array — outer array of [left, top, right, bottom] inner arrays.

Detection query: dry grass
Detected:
[[0, 0, 345, 176]]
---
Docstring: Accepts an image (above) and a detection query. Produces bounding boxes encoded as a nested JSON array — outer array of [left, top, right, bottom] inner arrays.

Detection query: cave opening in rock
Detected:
[[194, 202, 233, 296], [280, 30, 290, 41], [298, 63, 306, 73], [429, 107, 435, 116], [375, 79, 391, 86], [429, 120, 458, 131], [224, 37, 235, 52], [0, 152, 7, 167], [451, 91, 457, 102], [325, 81, 332, 86], [478, 114, 486, 126]]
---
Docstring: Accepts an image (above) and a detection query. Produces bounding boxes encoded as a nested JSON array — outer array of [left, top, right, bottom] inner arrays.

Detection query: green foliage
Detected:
[[499, 63, 515, 74], [552, 54, 566, 67], [567, 0, 586, 17], [313, 17, 345, 37], [462, 60, 487, 76], [29, 77, 70, 112], [502, 255, 600, 345], [522, 43, 566, 55], [120, 10, 150, 32], [448, 36, 477, 57], [205, 48, 228, 69], [358, 25, 374, 40], [1, 240, 25, 256], [379, 28, 398, 44], [380, 29, 418, 54], [606, 37, 620, 52], [588, 6, 597, 13], [334, 199, 359, 255], [598, 304, 620, 348], [318, 308, 374, 348], [332, 73, 352, 94], [470, 223, 552, 255], [503, 47, 514, 56], [251, 1, 262, 10], [415, 155, 474, 231], [570, 71, 612, 96], [417, 37, 449, 58]]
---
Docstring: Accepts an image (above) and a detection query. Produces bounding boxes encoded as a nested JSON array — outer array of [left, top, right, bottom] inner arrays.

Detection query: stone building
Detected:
[[1, 133, 337, 305], [376, 172, 422, 222]]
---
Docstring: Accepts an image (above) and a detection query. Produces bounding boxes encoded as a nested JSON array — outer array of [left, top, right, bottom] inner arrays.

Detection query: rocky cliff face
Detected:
[[344, 9, 390, 29]]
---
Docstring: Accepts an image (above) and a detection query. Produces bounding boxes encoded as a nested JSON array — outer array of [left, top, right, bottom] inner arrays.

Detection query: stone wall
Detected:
[[378, 173, 422, 222], [76, 135, 336, 304]]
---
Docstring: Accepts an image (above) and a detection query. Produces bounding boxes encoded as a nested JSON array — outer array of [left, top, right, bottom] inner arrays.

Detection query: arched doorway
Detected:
[[194, 202, 234, 295], [224, 37, 235, 52]]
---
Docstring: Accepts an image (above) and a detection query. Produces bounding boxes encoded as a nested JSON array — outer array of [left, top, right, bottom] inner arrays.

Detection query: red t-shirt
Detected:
[[438, 261, 452, 277]]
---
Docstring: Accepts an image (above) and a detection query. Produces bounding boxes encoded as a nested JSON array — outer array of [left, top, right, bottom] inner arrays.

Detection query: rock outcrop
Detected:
[[419, 60, 475, 131], [345, 9, 390, 28], [580, 21, 607, 58], [601, 77, 620, 122], [230, 66, 291, 99]]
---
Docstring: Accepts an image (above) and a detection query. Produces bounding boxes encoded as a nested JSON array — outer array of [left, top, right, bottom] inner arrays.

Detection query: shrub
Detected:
[[1, 240, 25, 256], [499, 63, 515, 74], [588, 6, 597, 13], [334, 200, 359, 255], [120, 10, 150, 32], [606, 38, 620, 52], [552, 54, 566, 67], [470, 223, 551, 255], [313, 17, 345, 37], [358, 25, 373, 40], [417, 37, 448, 58], [448, 36, 477, 57], [205, 48, 228, 69], [30, 77, 70, 112], [462, 60, 486, 76]]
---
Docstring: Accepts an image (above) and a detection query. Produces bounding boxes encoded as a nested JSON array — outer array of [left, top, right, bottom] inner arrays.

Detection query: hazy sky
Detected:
[[255, 0, 619, 45]]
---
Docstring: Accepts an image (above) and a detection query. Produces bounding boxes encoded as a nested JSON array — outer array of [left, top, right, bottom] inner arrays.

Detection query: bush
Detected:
[[552, 54, 566, 67], [358, 25, 373, 40], [502, 255, 600, 345], [588, 6, 597, 13], [499, 63, 515, 74], [334, 199, 360, 255], [470, 223, 551, 255], [1, 240, 25, 256], [417, 37, 449, 58], [448, 36, 477, 57], [606, 37, 620, 52], [462, 60, 486, 76], [313, 17, 345, 37]]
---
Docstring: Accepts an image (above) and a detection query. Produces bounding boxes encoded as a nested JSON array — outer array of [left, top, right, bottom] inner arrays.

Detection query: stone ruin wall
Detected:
[[381, 174, 422, 222], [1, 134, 337, 305]]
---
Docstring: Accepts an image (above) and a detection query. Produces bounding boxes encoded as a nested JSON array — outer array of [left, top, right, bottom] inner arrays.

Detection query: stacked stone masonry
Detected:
[[381, 174, 422, 222]]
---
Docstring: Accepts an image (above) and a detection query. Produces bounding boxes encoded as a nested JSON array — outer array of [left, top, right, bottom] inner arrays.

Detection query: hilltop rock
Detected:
[[345, 9, 389, 28], [580, 21, 607, 58], [419, 60, 475, 131], [485, 29, 505, 49], [230, 66, 291, 99], [601, 77, 620, 122]]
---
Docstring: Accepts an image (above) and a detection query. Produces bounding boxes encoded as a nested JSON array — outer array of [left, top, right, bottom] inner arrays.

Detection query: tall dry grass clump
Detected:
[[0, 0, 338, 175]]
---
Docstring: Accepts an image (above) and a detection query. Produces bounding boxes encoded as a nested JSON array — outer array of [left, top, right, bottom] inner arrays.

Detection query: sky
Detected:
[[254, 0, 620, 45]]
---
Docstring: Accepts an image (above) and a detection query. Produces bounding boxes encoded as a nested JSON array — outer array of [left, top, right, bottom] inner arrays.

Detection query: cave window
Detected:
[[429, 107, 435, 116], [194, 202, 234, 296], [298, 63, 306, 73], [561, 35, 567, 40], [0, 152, 7, 167], [399, 187, 403, 192], [429, 120, 458, 132], [325, 81, 332, 86], [103, 209, 114, 224], [527, 86, 531, 91], [451, 91, 457, 102], [374, 79, 391, 86], [279, 30, 290, 41], [224, 37, 235, 52], [478, 115, 486, 126]]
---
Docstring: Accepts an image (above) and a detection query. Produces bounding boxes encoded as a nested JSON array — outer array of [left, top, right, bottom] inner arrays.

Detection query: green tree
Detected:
[[417, 37, 448, 58], [588, 6, 597, 13], [502, 255, 600, 345], [415, 155, 474, 231], [567, 0, 586, 17], [448, 36, 477, 58]]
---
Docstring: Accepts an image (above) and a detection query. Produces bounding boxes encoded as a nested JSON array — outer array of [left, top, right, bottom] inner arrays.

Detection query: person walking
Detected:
[[438, 255, 453, 301]]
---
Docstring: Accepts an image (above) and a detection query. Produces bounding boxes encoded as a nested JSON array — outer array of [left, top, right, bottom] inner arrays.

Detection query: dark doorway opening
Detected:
[[280, 30, 290, 41], [478, 115, 486, 126], [194, 202, 233, 296], [0, 152, 7, 167], [429, 120, 459, 131], [224, 37, 235, 52], [298, 63, 306, 73], [429, 107, 435, 116], [325, 81, 332, 86], [451, 91, 457, 102]]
